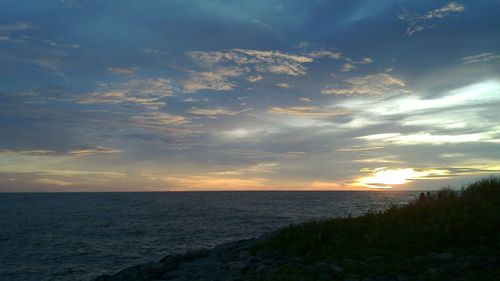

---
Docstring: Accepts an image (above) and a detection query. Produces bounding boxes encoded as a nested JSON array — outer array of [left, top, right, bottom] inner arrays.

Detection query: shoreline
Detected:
[[94, 178, 499, 281]]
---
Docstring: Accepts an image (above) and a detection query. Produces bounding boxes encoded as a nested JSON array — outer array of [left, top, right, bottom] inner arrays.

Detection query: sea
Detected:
[[0, 191, 421, 281]]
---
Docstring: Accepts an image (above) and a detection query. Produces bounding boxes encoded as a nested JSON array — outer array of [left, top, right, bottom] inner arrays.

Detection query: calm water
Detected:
[[0, 191, 420, 281]]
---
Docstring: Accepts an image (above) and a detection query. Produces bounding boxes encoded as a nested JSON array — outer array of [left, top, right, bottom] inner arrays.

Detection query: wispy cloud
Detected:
[[337, 146, 384, 152], [107, 67, 137, 75], [34, 178, 75, 186], [247, 75, 263, 83], [189, 49, 314, 76], [129, 112, 189, 127], [400, 2, 465, 36], [321, 73, 407, 95], [462, 53, 500, 64], [127, 112, 202, 140], [358, 132, 487, 145], [0, 22, 34, 32], [78, 78, 173, 108], [182, 67, 245, 93], [0, 149, 54, 156], [339, 63, 356, 72], [187, 107, 249, 118], [268, 106, 350, 118], [67, 146, 122, 156], [276, 82, 291, 89]]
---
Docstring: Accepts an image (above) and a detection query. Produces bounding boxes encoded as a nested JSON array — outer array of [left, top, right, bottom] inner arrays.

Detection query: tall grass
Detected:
[[260, 177, 500, 260]]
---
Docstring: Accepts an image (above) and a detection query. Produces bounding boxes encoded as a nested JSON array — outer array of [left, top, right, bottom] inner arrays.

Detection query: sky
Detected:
[[1, 0, 500, 191]]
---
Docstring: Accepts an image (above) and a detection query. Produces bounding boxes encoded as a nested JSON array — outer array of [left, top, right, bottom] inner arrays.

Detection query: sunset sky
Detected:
[[1, 0, 500, 191]]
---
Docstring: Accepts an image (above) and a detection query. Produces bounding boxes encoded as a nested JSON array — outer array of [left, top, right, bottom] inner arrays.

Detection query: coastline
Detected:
[[94, 178, 499, 281]]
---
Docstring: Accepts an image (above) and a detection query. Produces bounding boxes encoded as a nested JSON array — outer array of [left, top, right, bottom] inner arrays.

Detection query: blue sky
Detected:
[[1, 0, 500, 191]]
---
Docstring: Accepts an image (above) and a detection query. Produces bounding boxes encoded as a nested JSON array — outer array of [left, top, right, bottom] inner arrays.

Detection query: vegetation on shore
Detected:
[[255, 177, 500, 280]]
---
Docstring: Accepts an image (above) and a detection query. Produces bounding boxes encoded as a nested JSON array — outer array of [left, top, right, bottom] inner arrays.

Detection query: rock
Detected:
[[161, 258, 223, 280], [318, 273, 331, 280], [374, 275, 392, 281], [255, 249, 274, 260], [396, 274, 408, 281], [477, 257, 498, 269], [222, 259, 251, 272], [249, 263, 274, 275], [366, 256, 383, 261], [413, 275, 425, 281], [331, 264, 344, 273], [105, 264, 160, 281], [163, 278, 189, 281], [237, 250, 252, 260], [426, 267, 438, 275], [438, 252, 453, 260], [412, 255, 425, 262]]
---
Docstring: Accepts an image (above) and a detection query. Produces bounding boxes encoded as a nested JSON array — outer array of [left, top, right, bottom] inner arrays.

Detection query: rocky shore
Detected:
[[94, 234, 281, 281], [94, 233, 498, 281]]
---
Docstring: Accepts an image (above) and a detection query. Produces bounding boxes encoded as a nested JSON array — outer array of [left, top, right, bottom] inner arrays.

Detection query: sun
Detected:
[[358, 168, 417, 188]]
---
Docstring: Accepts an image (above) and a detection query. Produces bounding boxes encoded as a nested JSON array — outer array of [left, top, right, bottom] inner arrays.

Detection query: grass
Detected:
[[255, 177, 500, 280]]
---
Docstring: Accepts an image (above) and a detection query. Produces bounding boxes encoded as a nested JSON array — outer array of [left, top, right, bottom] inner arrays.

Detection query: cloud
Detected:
[[129, 112, 189, 127], [67, 146, 122, 156], [268, 106, 350, 118], [205, 162, 278, 176], [339, 63, 356, 72], [247, 75, 263, 82], [365, 80, 500, 116], [400, 2, 465, 36], [337, 146, 384, 152], [107, 67, 137, 75], [307, 50, 342, 59], [462, 53, 500, 64], [34, 178, 75, 186], [187, 107, 249, 118], [321, 73, 407, 95], [189, 49, 312, 76], [188, 48, 343, 80], [0, 149, 54, 156], [182, 67, 245, 93], [276, 82, 291, 89], [0, 22, 34, 32], [128, 112, 201, 139], [78, 78, 173, 108], [424, 2, 465, 19], [354, 157, 403, 164], [146, 174, 268, 191], [184, 48, 368, 93], [358, 132, 487, 145], [144, 162, 279, 190]]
